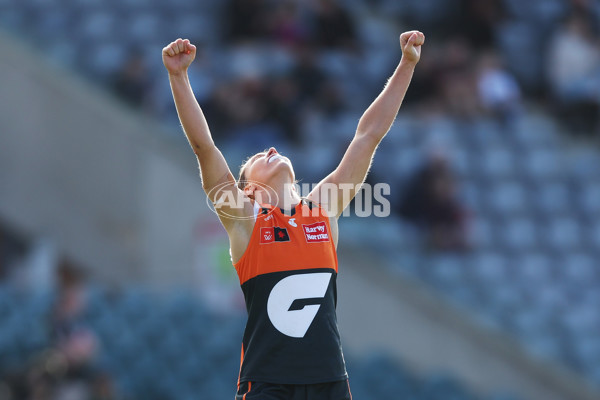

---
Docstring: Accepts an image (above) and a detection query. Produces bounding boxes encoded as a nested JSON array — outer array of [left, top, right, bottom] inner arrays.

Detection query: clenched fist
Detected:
[[162, 38, 196, 76], [400, 31, 425, 65]]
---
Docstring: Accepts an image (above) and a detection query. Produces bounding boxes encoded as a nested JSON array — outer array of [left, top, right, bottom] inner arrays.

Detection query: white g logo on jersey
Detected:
[[267, 272, 332, 338]]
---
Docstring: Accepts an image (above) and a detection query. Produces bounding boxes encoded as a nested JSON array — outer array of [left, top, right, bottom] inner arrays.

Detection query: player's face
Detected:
[[244, 147, 294, 186]]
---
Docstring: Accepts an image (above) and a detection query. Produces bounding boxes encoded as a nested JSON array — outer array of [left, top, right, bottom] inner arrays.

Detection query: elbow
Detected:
[[192, 141, 213, 157], [191, 142, 204, 156], [356, 118, 391, 143], [355, 126, 387, 145], [354, 130, 383, 151]]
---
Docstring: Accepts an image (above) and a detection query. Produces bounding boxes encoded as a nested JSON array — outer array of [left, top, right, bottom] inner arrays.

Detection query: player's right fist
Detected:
[[399, 31, 424, 65], [162, 38, 196, 76]]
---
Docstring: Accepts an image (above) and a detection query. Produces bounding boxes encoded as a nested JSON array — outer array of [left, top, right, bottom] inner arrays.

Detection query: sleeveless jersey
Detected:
[[234, 200, 348, 385]]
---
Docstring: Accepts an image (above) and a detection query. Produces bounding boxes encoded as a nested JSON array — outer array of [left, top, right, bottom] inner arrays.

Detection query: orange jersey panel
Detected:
[[234, 201, 338, 285]]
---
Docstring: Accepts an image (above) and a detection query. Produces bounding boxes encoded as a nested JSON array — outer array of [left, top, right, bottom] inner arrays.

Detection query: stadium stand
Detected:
[[0, 283, 527, 400]]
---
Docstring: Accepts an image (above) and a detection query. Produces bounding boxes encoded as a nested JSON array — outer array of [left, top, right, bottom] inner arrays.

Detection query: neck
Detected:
[[255, 178, 301, 210]]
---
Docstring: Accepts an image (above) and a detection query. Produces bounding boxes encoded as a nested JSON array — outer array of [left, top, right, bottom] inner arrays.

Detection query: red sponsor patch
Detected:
[[302, 222, 330, 243], [260, 227, 274, 244]]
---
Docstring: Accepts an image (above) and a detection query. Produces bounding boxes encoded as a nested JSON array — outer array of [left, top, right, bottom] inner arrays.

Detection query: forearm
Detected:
[[169, 71, 234, 192], [162, 38, 237, 198], [169, 71, 215, 155], [356, 59, 416, 142]]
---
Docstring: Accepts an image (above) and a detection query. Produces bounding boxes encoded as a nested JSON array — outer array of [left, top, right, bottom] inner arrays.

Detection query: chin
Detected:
[[267, 162, 295, 182]]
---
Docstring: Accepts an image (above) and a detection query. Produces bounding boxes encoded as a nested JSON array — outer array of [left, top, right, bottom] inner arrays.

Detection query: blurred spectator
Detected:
[[435, 38, 480, 119], [207, 75, 288, 149], [268, 0, 309, 48], [204, 41, 346, 147], [111, 51, 152, 110], [49, 260, 98, 393], [0, 223, 27, 282], [400, 42, 440, 110], [222, 76, 270, 129], [25, 363, 55, 400], [89, 372, 119, 400], [547, 13, 600, 135], [452, 0, 505, 49], [476, 50, 523, 125], [396, 153, 469, 252], [0, 256, 120, 400], [314, 80, 345, 118], [185, 42, 217, 108], [567, 0, 600, 32], [267, 75, 302, 144], [310, 0, 358, 52], [290, 44, 327, 104], [224, 0, 271, 43]]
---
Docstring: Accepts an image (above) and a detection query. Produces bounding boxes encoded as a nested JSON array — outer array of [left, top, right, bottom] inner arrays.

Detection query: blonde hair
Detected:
[[237, 161, 249, 191], [236, 150, 298, 192], [236, 151, 266, 191]]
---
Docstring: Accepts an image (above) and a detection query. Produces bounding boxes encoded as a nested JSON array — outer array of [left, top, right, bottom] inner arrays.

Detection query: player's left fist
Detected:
[[400, 31, 425, 65], [162, 38, 196, 76]]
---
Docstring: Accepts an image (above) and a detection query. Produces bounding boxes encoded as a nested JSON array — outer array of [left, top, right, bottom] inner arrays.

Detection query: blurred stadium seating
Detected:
[[0, 284, 526, 400]]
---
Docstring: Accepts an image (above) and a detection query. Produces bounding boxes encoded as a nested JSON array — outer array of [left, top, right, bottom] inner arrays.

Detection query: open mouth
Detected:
[[268, 154, 285, 164]]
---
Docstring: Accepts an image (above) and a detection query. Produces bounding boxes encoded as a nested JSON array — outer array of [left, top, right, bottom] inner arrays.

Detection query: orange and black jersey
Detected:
[[234, 200, 348, 385]]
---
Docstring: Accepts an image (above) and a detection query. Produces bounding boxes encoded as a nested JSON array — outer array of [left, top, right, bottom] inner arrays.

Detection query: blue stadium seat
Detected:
[[529, 0, 569, 26], [560, 308, 599, 338], [0, 285, 17, 319], [577, 182, 600, 218], [568, 147, 600, 182], [30, 8, 73, 42], [428, 255, 466, 290], [0, 3, 31, 31], [561, 252, 598, 288], [487, 283, 526, 325], [531, 180, 571, 217], [496, 22, 545, 90], [70, 0, 107, 9], [73, 10, 120, 42], [510, 307, 553, 341], [572, 335, 600, 373], [80, 40, 128, 78], [479, 148, 517, 179], [124, 11, 164, 43], [484, 392, 524, 400], [503, 0, 534, 19], [487, 181, 529, 217], [470, 251, 508, 287], [420, 371, 477, 400], [542, 216, 582, 253], [497, 217, 539, 252], [587, 220, 600, 252], [511, 114, 560, 150], [514, 252, 554, 283], [520, 148, 562, 180], [461, 182, 484, 216]]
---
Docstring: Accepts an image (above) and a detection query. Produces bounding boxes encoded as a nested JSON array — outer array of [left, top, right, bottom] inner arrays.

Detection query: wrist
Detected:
[[168, 70, 188, 80], [399, 57, 418, 69]]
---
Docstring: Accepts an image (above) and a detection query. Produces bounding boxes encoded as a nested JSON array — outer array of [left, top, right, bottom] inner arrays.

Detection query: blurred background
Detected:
[[1, 0, 600, 399]]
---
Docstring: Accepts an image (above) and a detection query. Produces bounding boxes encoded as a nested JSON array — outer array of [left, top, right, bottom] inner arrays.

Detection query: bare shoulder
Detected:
[[328, 215, 339, 249], [212, 188, 255, 230], [304, 198, 340, 249], [216, 198, 257, 264]]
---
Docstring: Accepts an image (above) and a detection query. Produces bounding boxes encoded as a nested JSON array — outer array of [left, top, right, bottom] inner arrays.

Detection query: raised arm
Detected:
[[162, 39, 251, 224], [307, 31, 425, 218]]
